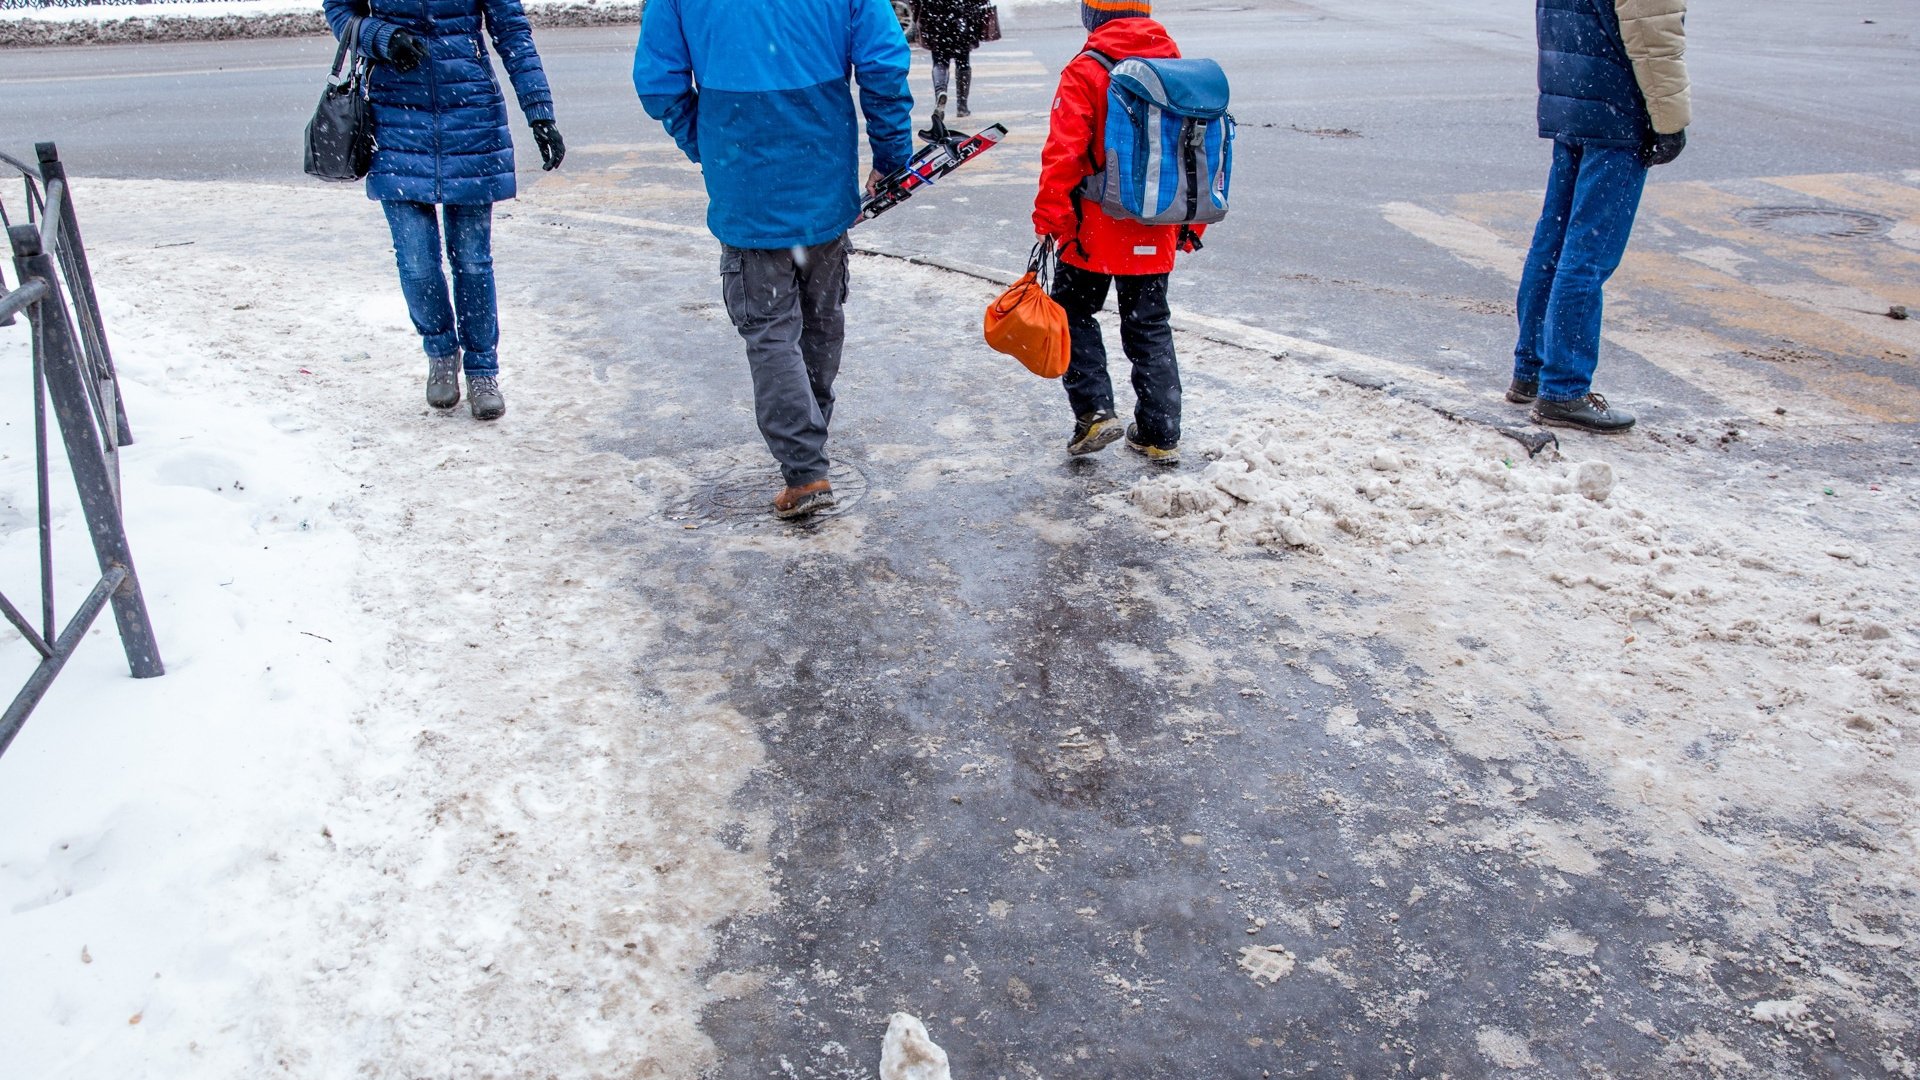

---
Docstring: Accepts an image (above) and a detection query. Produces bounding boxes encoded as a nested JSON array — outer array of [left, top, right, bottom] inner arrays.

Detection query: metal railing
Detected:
[[0, 142, 162, 758]]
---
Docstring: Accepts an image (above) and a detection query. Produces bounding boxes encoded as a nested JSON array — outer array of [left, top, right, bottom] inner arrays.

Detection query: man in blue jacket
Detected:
[[1511, 0, 1690, 433], [634, 0, 914, 518]]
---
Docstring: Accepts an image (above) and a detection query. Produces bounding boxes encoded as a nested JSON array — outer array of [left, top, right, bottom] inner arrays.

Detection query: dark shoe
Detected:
[[1125, 422, 1180, 465], [467, 374, 506, 421], [1067, 410, 1123, 456], [1532, 392, 1635, 433], [956, 98, 972, 119], [1505, 377, 1538, 405], [427, 351, 461, 409], [773, 478, 835, 519]]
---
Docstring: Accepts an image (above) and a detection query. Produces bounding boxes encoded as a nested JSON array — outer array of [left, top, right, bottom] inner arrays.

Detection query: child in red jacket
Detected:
[[1034, 0, 1203, 464]]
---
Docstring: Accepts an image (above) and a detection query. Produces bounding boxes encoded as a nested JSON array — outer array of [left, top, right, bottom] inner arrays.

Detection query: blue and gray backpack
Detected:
[[1078, 51, 1234, 226]]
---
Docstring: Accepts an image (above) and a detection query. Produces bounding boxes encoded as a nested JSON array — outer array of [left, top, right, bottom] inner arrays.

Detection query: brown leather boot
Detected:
[[772, 478, 835, 519]]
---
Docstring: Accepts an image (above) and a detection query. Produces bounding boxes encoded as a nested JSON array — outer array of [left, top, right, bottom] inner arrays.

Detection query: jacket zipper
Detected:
[[426, 21, 442, 202]]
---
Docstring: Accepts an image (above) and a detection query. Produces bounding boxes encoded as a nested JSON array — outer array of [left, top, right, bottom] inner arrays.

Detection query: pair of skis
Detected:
[[855, 119, 1008, 226]]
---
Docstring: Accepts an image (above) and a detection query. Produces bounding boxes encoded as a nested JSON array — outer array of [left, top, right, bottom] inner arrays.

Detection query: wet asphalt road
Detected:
[[6, 3, 1919, 1075], [4, 0, 1918, 439]]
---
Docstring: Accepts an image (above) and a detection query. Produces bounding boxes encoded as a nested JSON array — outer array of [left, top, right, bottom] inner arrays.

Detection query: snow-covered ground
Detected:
[[2, 174, 1915, 1075], [0, 0, 630, 17], [0, 179, 763, 1077], [0, 0, 642, 46], [1108, 355, 1919, 940], [0, 0, 320, 21]]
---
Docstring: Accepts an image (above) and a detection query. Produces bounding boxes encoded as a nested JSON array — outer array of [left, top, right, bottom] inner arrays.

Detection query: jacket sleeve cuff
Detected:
[[524, 101, 556, 125], [361, 18, 398, 61]]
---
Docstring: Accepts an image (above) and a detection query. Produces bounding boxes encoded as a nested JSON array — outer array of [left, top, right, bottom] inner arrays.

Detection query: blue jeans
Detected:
[[381, 201, 498, 375], [1512, 141, 1647, 403]]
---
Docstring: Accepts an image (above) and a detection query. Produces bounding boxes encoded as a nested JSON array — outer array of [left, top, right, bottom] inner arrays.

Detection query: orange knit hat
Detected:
[[1082, 0, 1151, 30]]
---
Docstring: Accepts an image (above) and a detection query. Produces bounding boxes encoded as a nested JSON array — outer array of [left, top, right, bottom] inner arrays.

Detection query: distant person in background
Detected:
[[323, 0, 565, 421], [912, 0, 989, 136], [1508, 0, 1689, 433]]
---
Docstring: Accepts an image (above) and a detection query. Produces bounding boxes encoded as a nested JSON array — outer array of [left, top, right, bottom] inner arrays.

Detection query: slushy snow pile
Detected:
[[1118, 397, 1913, 749], [1100, 367, 1917, 950], [0, 178, 763, 1079]]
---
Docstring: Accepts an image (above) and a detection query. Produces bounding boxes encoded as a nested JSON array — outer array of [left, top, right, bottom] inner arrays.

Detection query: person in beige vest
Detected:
[[1507, 0, 1689, 433]]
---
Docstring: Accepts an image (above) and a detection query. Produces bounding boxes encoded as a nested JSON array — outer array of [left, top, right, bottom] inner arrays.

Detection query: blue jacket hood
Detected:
[[633, 0, 915, 249]]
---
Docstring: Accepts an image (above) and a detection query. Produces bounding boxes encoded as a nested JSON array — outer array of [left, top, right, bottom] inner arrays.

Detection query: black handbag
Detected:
[[304, 17, 374, 182]]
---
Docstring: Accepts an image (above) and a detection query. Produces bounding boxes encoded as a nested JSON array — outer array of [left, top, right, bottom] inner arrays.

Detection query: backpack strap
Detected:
[[1079, 48, 1118, 72], [1067, 47, 1120, 260], [1071, 49, 1119, 178]]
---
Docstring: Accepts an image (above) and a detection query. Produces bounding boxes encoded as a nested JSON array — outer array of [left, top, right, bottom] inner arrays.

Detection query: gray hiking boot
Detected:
[[1068, 410, 1124, 456], [467, 374, 506, 421], [427, 351, 461, 409], [1505, 376, 1538, 404], [1532, 392, 1635, 433]]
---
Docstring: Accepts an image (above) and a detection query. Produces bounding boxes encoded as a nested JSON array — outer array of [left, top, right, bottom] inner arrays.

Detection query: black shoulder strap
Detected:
[[330, 16, 362, 83], [1079, 48, 1117, 72]]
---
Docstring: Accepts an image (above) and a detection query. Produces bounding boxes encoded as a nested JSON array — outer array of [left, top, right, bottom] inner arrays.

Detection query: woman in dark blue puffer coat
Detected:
[[322, 0, 565, 420]]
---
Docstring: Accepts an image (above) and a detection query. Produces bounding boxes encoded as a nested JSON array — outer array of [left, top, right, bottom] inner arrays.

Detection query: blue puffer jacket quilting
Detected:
[[632, 0, 914, 250], [323, 0, 555, 205], [1535, 0, 1646, 149]]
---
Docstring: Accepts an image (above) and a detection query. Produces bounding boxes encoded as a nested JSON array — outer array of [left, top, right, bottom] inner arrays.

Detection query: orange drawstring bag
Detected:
[[983, 239, 1070, 379]]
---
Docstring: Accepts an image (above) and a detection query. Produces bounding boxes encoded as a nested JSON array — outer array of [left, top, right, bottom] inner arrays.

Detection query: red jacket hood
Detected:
[[1084, 17, 1180, 61]]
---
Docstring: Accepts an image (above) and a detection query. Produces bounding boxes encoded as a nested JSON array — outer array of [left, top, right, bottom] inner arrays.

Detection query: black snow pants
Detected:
[[1051, 261, 1181, 447]]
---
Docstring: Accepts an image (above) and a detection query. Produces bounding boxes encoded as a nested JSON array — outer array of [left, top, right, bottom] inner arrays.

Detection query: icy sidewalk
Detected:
[[0, 179, 764, 1077], [1, 174, 1915, 1077]]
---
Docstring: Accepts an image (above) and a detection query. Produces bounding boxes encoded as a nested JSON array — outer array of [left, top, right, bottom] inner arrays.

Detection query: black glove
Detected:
[[531, 120, 565, 171], [385, 28, 426, 73], [1640, 128, 1686, 168]]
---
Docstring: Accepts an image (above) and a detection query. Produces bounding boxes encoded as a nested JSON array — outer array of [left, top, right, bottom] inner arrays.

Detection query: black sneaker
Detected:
[[467, 374, 506, 421], [427, 351, 461, 409], [1068, 411, 1123, 456], [1532, 392, 1635, 433], [1505, 377, 1538, 405], [1125, 422, 1180, 465]]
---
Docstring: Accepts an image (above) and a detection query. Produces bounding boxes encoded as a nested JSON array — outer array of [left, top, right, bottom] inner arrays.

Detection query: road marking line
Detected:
[[0, 62, 317, 86], [1380, 201, 1523, 280], [1381, 194, 1893, 426], [538, 207, 707, 238], [1677, 246, 1755, 276], [847, 246, 1465, 393], [1169, 309, 1465, 392]]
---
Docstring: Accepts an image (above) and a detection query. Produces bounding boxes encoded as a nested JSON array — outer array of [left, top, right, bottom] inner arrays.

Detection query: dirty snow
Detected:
[[0, 0, 630, 20], [1090, 322, 1920, 1052], [3, 168, 1917, 1074], [879, 1012, 952, 1080], [0, 179, 764, 1076]]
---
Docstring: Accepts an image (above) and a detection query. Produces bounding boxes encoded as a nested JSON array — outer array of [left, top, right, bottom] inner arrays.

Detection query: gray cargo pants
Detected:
[[719, 235, 850, 487]]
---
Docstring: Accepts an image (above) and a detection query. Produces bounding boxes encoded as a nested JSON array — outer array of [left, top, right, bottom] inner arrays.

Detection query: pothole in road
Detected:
[[1735, 206, 1892, 240], [637, 445, 870, 531]]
